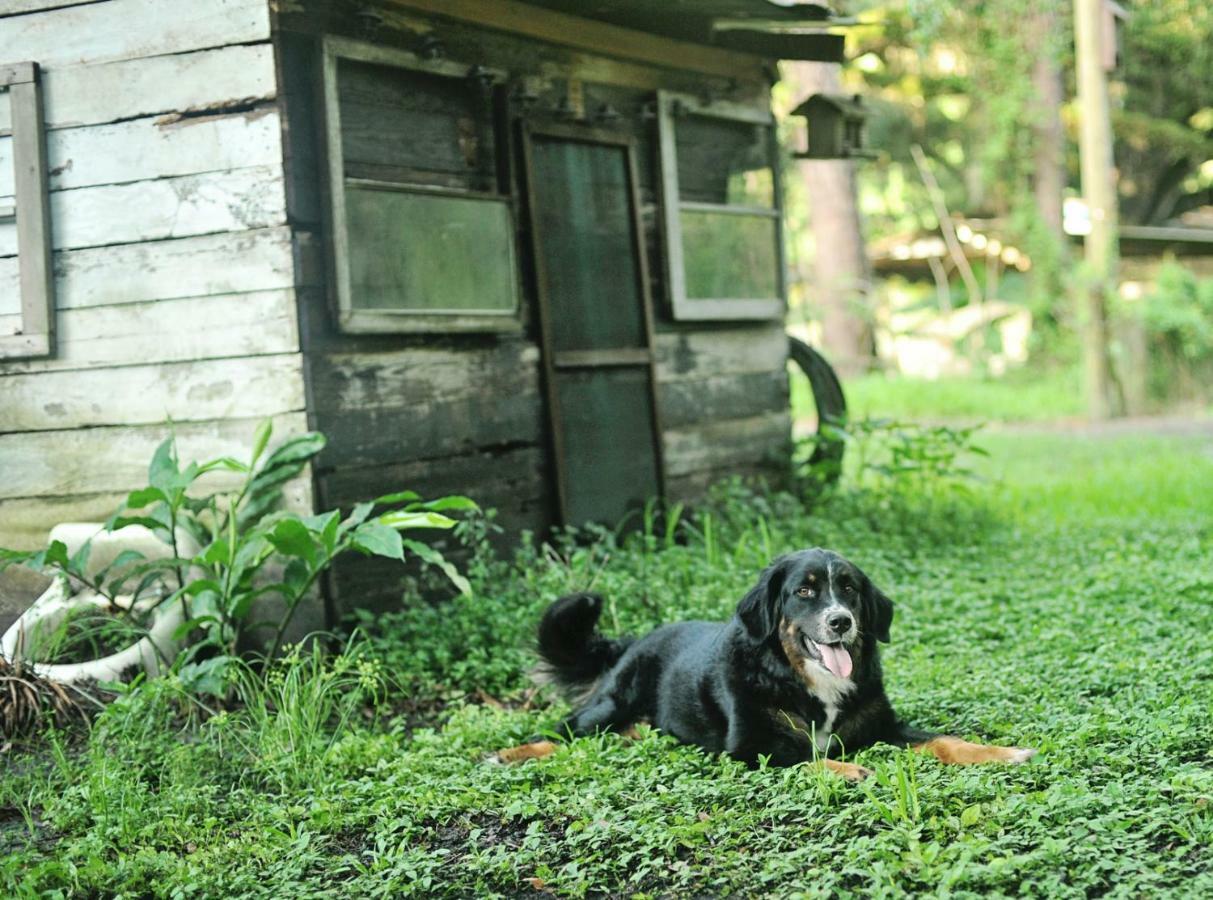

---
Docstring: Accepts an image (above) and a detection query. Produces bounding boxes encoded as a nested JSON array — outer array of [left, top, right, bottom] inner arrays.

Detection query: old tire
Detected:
[[788, 336, 847, 482]]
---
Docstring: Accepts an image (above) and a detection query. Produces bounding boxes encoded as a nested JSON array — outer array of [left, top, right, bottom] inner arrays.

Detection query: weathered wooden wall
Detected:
[[0, 0, 311, 551], [276, 1, 791, 605]]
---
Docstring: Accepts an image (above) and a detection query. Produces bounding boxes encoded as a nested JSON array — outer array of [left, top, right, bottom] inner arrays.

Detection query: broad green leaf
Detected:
[[350, 522, 404, 560], [373, 490, 421, 505], [267, 518, 318, 566], [250, 419, 273, 467], [283, 558, 312, 596], [125, 486, 168, 509], [259, 433, 326, 473], [376, 510, 456, 531], [178, 656, 236, 698], [343, 501, 376, 532], [401, 538, 471, 596], [407, 495, 480, 513], [148, 437, 178, 491], [202, 539, 231, 566], [197, 456, 250, 475], [43, 540, 69, 569]]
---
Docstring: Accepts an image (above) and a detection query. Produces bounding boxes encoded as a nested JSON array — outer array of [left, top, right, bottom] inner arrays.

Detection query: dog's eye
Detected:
[[844, 583, 855, 594], [796, 586, 813, 598]]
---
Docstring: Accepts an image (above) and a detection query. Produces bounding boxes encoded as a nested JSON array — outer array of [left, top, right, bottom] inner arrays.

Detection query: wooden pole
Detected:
[[1073, 0, 1119, 419]]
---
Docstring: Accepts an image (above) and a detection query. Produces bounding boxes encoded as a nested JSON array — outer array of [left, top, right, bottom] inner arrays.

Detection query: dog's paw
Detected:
[[823, 759, 873, 782], [487, 740, 558, 765]]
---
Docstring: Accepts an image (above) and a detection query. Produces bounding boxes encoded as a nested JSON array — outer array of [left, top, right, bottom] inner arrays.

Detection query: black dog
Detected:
[[496, 548, 1034, 778]]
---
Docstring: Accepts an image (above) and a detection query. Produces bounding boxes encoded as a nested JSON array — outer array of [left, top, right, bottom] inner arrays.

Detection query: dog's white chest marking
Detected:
[[800, 661, 855, 751]]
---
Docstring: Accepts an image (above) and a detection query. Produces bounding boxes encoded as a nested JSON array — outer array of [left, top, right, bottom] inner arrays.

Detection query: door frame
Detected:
[[520, 121, 666, 525]]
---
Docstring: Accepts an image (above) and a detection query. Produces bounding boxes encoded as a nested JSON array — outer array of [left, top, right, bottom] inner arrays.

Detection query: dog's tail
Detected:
[[533, 592, 632, 702]]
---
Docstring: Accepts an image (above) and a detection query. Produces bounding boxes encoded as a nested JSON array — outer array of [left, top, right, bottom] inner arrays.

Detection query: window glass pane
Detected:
[[680, 210, 779, 300], [675, 114, 774, 207], [338, 59, 496, 192], [345, 187, 517, 314]]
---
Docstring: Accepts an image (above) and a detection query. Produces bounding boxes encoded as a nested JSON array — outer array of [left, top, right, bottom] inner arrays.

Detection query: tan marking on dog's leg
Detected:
[[913, 736, 1037, 765], [491, 741, 558, 764], [817, 758, 873, 782], [620, 725, 643, 741]]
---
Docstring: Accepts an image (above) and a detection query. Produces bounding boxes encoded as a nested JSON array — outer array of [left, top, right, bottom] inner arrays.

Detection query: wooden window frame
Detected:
[[319, 37, 523, 334], [0, 61, 54, 360], [657, 91, 786, 322]]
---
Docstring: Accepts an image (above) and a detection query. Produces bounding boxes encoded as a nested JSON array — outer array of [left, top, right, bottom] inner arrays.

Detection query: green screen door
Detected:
[[526, 129, 664, 527]]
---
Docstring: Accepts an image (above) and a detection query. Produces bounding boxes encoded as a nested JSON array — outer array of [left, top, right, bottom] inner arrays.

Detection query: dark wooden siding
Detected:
[[275, 3, 790, 611]]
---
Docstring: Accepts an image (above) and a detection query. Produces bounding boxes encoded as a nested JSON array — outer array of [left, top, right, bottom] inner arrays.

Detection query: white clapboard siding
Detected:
[[0, 289, 299, 375], [1, 0, 270, 69], [0, 228, 294, 317], [0, 475, 313, 551], [0, 1, 105, 17], [0, 108, 281, 196], [0, 44, 275, 133], [0, 166, 286, 256], [654, 327, 788, 383], [0, 353, 305, 431], [0, 411, 309, 500]]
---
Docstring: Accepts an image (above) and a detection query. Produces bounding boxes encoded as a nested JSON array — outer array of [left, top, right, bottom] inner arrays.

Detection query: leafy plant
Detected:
[[0, 420, 475, 695], [800, 416, 988, 494]]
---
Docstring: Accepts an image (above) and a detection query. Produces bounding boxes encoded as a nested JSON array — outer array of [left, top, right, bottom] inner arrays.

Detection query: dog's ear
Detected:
[[863, 579, 895, 643], [736, 555, 792, 639]]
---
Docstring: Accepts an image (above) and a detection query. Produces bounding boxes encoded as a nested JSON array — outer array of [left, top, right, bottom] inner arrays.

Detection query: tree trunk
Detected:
[[791, 61, 874, 378], [1031, 8, 1067, 250], [1073, 0, 1120, 419]]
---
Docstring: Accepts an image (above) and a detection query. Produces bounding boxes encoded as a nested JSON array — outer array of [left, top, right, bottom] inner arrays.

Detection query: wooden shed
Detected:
[[0, 0, 845, 612]]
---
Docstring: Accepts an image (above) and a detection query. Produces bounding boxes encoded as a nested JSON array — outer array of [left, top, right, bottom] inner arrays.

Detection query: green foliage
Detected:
[[3, 433, 1212, 896], [1136, 259, 1213, 363], [0, 421, 472, 693]]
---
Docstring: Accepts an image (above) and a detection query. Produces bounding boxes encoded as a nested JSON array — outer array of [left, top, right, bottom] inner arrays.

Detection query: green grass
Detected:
[[791, 365, 1085, 423], [3, 433, 1212, 897]]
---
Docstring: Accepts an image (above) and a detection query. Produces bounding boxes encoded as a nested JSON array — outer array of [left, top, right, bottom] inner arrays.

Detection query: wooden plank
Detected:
[[0, 1, 107, 17], [0, 165, 286, 255], [658, 370, 787, 430], [310, 342, 540, 413], [0, 412, 309, 500], [662, 410, 790, 478], [0, 44, 275, 134], [0, 107, 281, 196], [665, 462, 787, 506], [0, 353, 305, 432], [0, 227, 294, 317], [2, 0, 270, 70], [654, 326, 789, 382], [0, 289, 299, 375], [0, 490, 129, 551], [316, 386, 544, 469], [384, 0, 768, 81]]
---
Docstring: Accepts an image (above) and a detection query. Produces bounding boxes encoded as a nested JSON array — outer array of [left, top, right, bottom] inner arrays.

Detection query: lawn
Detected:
[[791, 366, 1087, 423], [2, 431, 1212, 898]]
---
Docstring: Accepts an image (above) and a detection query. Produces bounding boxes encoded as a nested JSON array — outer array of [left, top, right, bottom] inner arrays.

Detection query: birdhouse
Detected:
[[790, 93, 873, 160]]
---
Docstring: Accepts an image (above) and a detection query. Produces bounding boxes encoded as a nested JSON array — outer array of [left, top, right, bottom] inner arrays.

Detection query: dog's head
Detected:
[[735, 548, 893, 682]]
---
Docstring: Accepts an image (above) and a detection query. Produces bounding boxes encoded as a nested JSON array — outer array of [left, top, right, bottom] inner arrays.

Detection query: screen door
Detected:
[[524, 126, 664, 527]]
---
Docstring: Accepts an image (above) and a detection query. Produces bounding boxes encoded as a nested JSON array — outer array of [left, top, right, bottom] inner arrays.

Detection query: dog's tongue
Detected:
[[814, 642, 853, 679]]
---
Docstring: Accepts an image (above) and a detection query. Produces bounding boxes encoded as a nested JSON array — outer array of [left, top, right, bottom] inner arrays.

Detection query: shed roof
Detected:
[[524, 1, 845, 60]]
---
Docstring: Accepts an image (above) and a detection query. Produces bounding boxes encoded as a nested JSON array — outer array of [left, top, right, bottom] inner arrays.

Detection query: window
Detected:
[[657, 92, 785, 321], [321, 38, 521, 333], [0, 61, 54, 360]]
